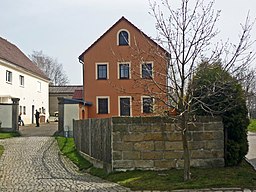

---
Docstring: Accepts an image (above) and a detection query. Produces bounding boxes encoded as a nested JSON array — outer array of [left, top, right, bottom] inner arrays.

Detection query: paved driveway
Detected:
[[0, 124, 130, 191], [246, 132, 256, 169]]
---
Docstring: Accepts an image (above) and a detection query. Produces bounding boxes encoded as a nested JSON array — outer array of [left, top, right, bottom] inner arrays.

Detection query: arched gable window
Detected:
[[118, 30, 129, 46]]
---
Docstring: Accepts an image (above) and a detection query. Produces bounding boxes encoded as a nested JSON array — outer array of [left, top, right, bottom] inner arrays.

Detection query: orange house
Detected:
[[79, 17, 168, 119]]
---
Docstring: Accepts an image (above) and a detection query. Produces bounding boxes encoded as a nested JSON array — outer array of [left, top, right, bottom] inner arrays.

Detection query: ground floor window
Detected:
[[142, 97, 154, 113], [119, 97, 131, 116], [97, 97, 109, 114]]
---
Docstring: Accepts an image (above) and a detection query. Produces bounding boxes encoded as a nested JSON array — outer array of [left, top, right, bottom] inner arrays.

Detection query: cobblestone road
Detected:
[[0, 137, 130, 192]]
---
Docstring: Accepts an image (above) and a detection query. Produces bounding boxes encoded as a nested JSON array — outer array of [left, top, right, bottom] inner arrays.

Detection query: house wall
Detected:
[[82, 19, 167, 118], [0, 60, 49, 124], [49, 94, 73, 116], [0, 104, 12, 128], [63, 103, 79, 137], [73, 116, 224, 172]]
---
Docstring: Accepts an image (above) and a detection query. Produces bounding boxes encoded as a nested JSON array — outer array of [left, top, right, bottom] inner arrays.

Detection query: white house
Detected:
[[0, 37, 49, 124]]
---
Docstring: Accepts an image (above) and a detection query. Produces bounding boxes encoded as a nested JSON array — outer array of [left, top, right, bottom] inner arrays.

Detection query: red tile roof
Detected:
[[49, 85, 83, 94], [72, 89, 83, 100], [0, 37, 48, 80]]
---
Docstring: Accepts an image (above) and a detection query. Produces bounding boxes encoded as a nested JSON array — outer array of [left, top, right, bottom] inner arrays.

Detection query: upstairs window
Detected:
[[141, 63, 153, 79], [96, 63, 108, 80], [119, 63, 130, 79], [37, 81, 41, 92], [19, 75, 24, 87], [118, 30, 129, 46], [6, 70, 12, 83]]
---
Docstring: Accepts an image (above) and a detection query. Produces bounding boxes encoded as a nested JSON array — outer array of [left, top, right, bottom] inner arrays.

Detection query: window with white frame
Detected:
[[142, 96, 154, 113], [141, 62, 153, 79], [6, 70, 12, 83], [118, 30, 129, 46], [119, 96, 131, 116], [37, 81, 41, 92], [118, 63, 130, 79], [23, 106, 26, 115], [97, 96, 109, 114], [19, 106, 22, 114], [96, 63, 108, 80], [19, 75, 24, 87]]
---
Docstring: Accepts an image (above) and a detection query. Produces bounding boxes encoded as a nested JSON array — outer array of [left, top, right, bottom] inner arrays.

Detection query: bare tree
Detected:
[[146, 0, 255, 181], [30, 51, 69, 85], [238, 67, 256, 118]]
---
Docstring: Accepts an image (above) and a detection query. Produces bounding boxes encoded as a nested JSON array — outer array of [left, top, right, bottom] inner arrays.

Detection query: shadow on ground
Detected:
[[19, 122, 58, 137]]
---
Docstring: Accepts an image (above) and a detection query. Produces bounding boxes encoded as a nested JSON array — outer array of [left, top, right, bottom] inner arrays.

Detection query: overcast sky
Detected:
[[1, 0, 256, 84]]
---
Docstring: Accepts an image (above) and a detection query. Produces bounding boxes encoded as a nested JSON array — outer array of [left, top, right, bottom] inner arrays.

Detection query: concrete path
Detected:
[[246, 132, 256, 169], [18, 122, 58, 137], [0, 124, 130, 191]]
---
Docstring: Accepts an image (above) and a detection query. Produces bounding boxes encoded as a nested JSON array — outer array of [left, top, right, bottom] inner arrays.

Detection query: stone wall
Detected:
[[73, 116, 224, 172]]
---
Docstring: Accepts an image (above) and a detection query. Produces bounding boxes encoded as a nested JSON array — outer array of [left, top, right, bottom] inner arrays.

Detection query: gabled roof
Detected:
[[0, 37, 48, 80], [78, 16, 168, 62], [72, 89, 83, 100], [49, 85, 83, 94]]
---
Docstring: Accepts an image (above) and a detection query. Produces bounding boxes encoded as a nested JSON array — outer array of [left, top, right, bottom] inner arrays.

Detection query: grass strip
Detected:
[[104, 161, 256, 191], [55, 136, 92, 171], [55, 136, 256, 191], [0, 145, 4, 157], [0, 132, 20, 139]]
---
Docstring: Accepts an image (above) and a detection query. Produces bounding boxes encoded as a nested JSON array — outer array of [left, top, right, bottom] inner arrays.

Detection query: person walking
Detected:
[[35, 110, 40, 127], [18, 113, 25, 126]]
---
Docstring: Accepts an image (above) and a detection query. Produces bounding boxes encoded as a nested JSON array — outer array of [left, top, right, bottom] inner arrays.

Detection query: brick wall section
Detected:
[[73, 116, 224, 172]]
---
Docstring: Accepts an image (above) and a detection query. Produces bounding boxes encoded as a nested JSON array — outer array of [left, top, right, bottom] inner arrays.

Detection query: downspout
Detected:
[[79, 57, 85, 101]]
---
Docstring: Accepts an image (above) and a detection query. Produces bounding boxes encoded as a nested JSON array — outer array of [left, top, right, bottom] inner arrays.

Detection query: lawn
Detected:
[[56, 136, 256, 191], [248, 119, 256, 132], [55, 136, 92, 170], [0, 132, 20, 139]]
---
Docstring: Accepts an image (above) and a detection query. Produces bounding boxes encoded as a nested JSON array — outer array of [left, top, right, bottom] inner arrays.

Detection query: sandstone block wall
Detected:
[[73, 116, 224, 172]]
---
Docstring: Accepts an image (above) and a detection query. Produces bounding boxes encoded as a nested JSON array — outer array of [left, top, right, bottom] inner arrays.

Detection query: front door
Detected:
[[31, 105, 34, 124]]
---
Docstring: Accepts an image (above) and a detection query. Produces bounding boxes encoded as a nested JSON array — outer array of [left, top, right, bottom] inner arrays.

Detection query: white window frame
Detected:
[[96, 96, 110, 114], [95, 63, 109, 80], [117, 29, 130, 46], [117, 62, 131, 79], [19, 106, 22, 114], [23, 106, 26, 115], [141, 96, 155, 114], [141, 62, 154, 79], [19, 75, 24, 87], [6, 70, 12, 83], [118, 96, 132, 117], [37, 81, 41, 92]]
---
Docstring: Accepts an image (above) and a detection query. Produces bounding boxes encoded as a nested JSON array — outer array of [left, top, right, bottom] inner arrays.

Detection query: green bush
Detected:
[[191, 62, 249, 166], [248, 119, 256, 132]]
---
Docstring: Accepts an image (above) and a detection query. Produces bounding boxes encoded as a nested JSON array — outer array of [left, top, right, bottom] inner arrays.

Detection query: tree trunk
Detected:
[[181, 113, 191, 181]]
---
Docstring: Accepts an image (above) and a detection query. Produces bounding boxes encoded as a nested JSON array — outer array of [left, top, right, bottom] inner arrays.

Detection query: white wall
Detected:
[[0, 105, 12, 128], [0, 60, 49, 124], [64, 104, 79, 133]]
